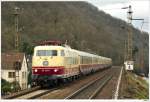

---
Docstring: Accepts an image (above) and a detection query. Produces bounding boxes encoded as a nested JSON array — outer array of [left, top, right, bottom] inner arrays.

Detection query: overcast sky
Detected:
[[86, 0, 149, 33]]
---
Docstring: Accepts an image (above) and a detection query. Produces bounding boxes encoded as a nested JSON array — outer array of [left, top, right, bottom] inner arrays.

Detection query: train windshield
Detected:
[[36, 50, 57, 56]]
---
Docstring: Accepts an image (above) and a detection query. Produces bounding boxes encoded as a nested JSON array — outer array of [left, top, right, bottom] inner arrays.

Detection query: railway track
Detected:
[[3, 87, 58, 99], [3, 68, 115, 99], [2, 86, 41, 99], [65, 71, 113, 99], [16, 88, 58, 99]]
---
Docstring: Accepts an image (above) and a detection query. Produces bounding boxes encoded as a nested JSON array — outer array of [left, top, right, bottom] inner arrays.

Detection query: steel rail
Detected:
[[114, 66, 123, 99], [65, 71, 110, 99], [28, 88, 58, 99], [2, 86, 41, 99], [89, 75, 113, 99]]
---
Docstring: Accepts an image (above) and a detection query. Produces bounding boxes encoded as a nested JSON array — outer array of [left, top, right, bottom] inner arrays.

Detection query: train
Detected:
[[32, 41, 112, 86]]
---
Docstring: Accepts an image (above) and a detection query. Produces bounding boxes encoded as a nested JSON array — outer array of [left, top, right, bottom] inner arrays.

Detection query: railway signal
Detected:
[[123, 5, 147, 71], [122, 5, 134, 71]]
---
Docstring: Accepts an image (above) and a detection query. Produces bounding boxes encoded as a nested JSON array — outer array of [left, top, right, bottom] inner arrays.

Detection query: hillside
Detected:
[[1, 1, 149, 75]]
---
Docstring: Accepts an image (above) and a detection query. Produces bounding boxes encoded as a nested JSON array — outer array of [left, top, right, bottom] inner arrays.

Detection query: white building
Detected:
[[1, 52, 28, 90]]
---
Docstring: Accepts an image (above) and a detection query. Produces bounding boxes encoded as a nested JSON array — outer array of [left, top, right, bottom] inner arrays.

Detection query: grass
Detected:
[[124, 71, 149, 99]]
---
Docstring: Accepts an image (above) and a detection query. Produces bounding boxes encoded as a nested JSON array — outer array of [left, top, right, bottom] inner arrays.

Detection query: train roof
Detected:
[[34, 45, 111, 60], [73, 49, 102, 58], [34, 45, 66, 50]]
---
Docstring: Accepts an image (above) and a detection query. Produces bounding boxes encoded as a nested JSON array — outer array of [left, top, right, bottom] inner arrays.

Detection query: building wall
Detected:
[[19, 55, 28, 90], [1, 55, 28, 90], [1, 70, 16, 82]]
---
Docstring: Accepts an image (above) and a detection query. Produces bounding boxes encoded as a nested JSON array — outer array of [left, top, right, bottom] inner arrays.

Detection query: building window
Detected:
[[14, 61, 21, 70], [24, 61, 26, 67], [22, 83, 25, 89], [24, 72, 27, 79], [8, 72, 15, 78], [22, 72, 27, 79], [22, 83, 27, 89], [22, 72, 24, 79]]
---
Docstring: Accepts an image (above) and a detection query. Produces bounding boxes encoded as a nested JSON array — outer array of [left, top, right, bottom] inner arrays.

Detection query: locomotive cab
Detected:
[[32, 46, 66, 85]]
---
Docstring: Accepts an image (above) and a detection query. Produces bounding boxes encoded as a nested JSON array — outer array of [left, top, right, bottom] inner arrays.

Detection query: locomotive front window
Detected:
[[36, 50, 57, 56]]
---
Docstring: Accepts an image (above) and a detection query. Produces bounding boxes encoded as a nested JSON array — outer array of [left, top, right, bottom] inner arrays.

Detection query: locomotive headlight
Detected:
[[35, 69, 38, 72], [43, 61, 49, 66], [54, 69, 58, 72]]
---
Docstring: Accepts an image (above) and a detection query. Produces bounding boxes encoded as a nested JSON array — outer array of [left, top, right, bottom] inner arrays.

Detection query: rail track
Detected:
[[3, 86, 58, 99], [2, 86, 41, 99], [2, 67, 116, 99], [65, 71, 113, 99], [16, 88, 58, 99]]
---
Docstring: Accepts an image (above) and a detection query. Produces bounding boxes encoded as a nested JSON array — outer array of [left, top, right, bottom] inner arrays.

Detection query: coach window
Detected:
[[61, 50, 65, 56]]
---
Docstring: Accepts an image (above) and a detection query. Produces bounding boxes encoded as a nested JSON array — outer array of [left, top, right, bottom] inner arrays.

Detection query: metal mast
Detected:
[[127, 5, 133, 61], [140, 20, 144, 70], [140, 44, 144, 70], [122, 5, 134, 71], [13, 6, 20, 91], [13, 7, 20, 51], [124, 40, 127, 62]]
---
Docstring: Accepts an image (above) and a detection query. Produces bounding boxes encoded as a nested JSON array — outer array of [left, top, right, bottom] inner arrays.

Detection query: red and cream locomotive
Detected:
[[32, 41, 112, 86]]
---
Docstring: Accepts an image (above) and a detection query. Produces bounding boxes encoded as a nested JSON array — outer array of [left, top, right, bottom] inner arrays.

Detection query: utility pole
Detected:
[[124, 40, 127, 62], [123, 5, 146, 71], [13, 7, 20, 51], [122, 5, 134, 70], [130, 19, 145, 70], [122, 5, 133, 60], [127, 5, 133, 61], [140, 45, 144, 71], [140, 20, 144, 71], [13, 6, 21, 91]]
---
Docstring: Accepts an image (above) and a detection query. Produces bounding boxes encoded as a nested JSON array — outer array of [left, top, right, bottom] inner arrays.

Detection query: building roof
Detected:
[[1, 52, 25, 70]]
